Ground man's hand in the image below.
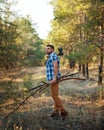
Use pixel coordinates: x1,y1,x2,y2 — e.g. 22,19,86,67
50,77,57,84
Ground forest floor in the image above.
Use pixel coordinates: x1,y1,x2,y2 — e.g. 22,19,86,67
0,67,104,130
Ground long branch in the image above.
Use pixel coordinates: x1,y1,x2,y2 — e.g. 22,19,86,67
4,73,86,120
4,82,50,120
28,72,79,92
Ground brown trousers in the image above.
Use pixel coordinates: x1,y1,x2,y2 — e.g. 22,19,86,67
50,82,65,113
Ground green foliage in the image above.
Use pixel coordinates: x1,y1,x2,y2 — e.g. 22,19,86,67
14,17,45,67
0,1,45,70
66,42,98,65
66,52,81,62
26,39,45,66
0,1,20,69
48,0,104,69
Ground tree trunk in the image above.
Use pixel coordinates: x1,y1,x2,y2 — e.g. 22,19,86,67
78,64,81,72
82,64,85,76
86,63,89,78
98,6,104,85
98,49,103,85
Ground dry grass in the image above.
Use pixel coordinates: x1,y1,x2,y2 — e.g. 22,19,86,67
0,95,104,130
0,67,104,130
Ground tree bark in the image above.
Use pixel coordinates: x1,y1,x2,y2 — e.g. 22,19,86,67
82,64,85,76
98,49,103,85
86,63,89,78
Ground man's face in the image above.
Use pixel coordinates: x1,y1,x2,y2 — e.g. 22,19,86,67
46,46,53,55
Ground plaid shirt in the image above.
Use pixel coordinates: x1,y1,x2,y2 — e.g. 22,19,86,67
46,52,61,81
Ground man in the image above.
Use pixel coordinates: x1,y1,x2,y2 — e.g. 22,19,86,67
45,44,68,120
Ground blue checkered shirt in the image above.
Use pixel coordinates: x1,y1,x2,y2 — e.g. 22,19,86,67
46,52,61,81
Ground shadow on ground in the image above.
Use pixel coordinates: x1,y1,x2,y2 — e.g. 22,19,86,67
0,95,104,130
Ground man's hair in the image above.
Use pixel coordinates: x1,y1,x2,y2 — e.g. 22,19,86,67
47,44,54,50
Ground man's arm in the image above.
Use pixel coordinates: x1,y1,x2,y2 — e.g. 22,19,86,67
53,61,58,79
50,61,58,84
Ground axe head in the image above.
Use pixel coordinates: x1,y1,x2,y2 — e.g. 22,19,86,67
58,47,63,56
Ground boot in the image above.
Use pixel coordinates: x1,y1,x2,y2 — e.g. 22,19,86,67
60,111,68,120
50,111,60,120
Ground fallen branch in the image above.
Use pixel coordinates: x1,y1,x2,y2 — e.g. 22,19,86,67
4,72,86,120
4,82,50,120
28,71,79,92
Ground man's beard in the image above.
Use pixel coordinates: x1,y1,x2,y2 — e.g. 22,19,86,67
47,51,52,55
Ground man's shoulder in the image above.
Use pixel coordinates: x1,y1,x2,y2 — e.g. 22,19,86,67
50,52,59,61
50,52,57,57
